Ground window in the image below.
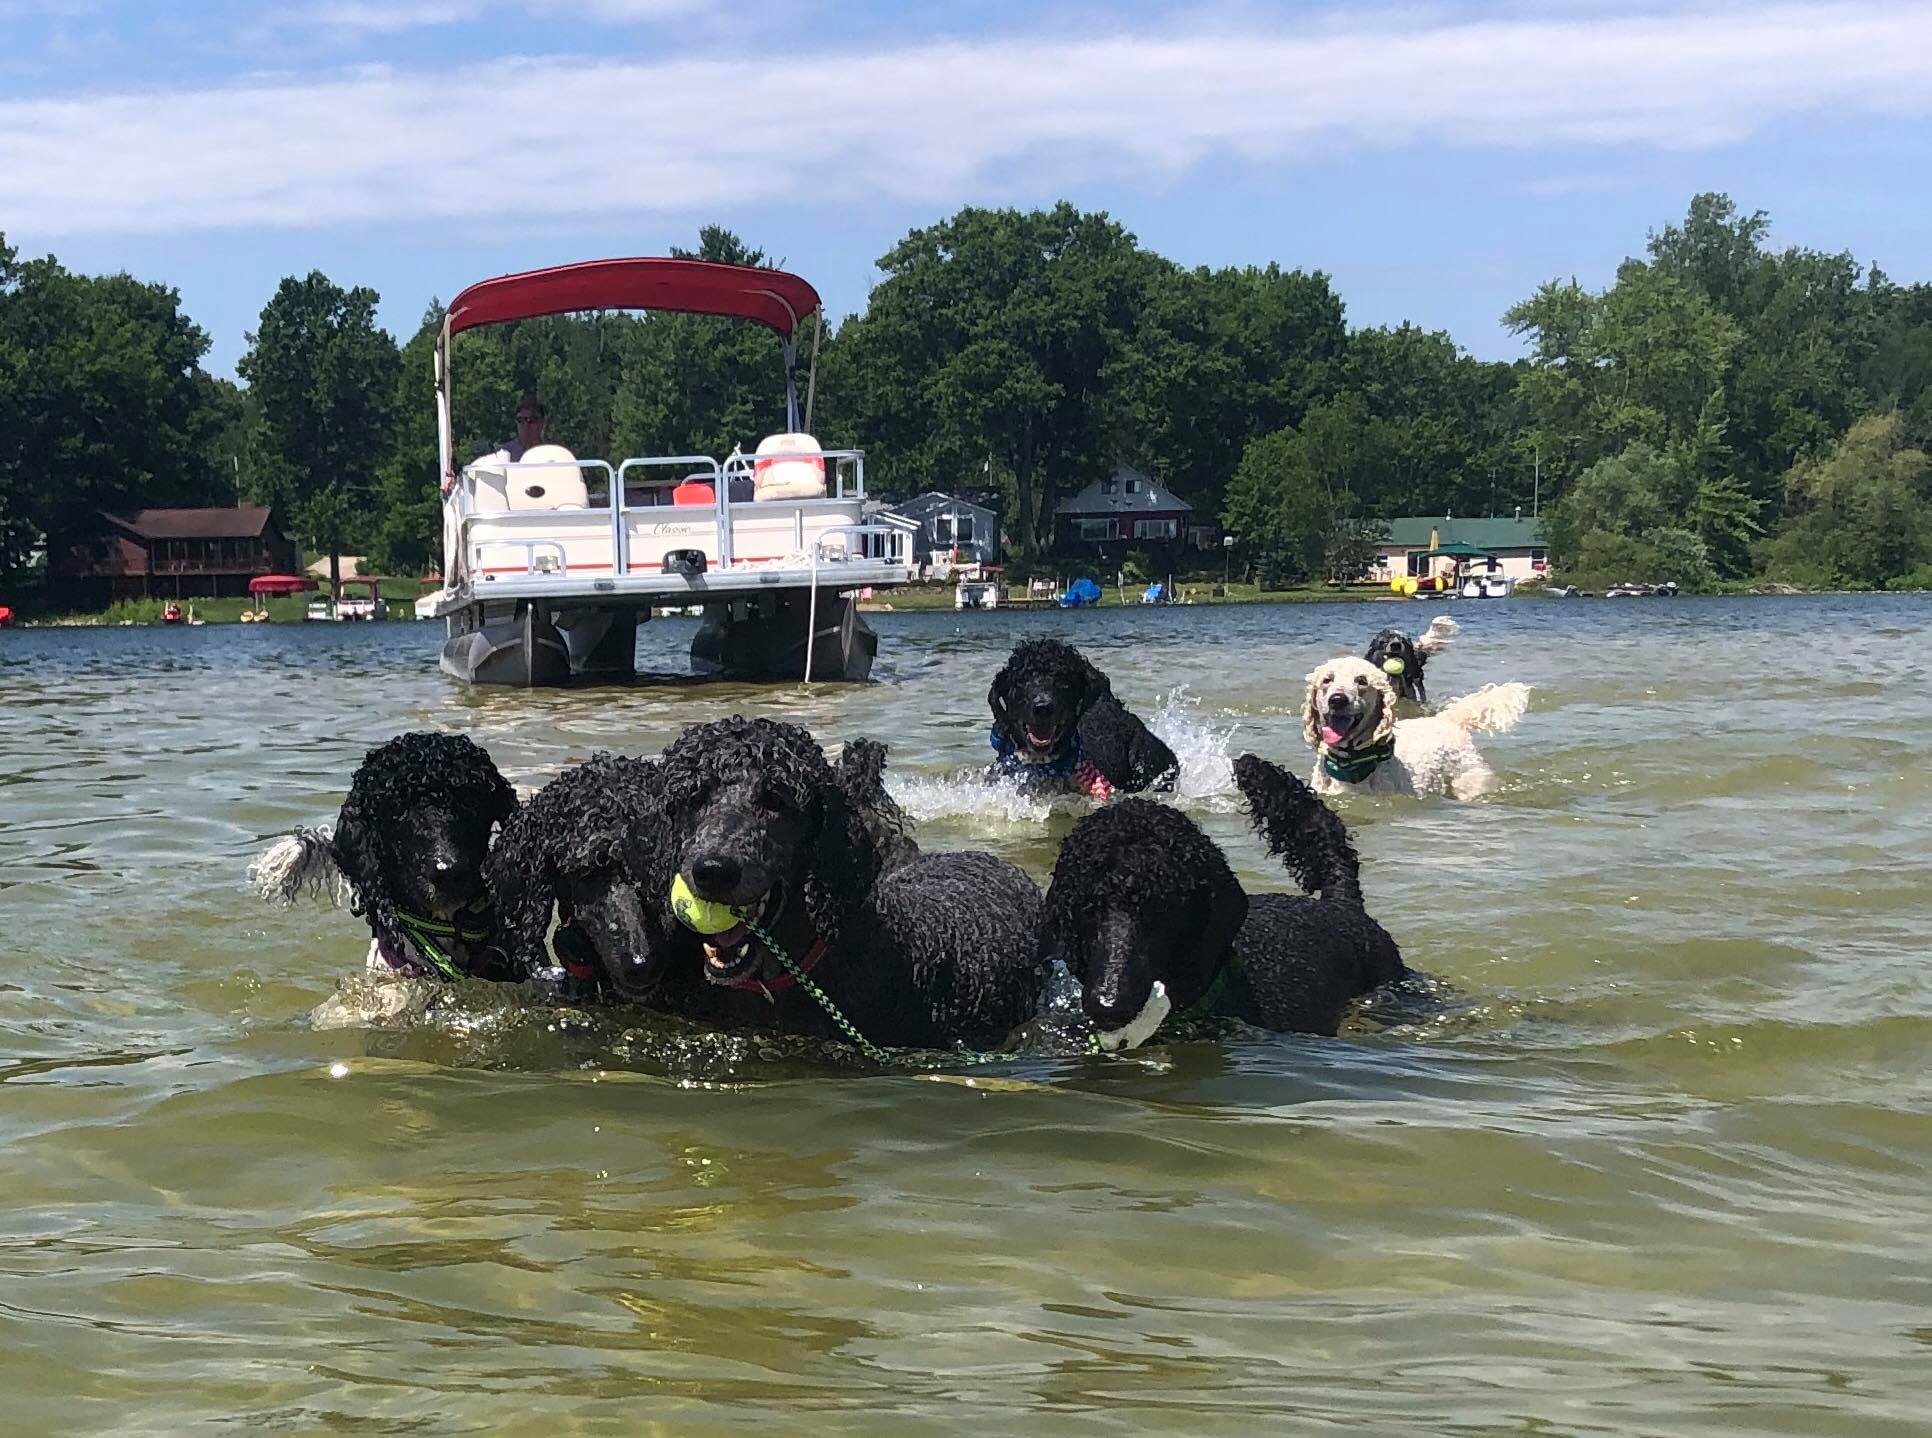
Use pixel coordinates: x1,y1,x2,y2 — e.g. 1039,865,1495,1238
933,517,953,544
1125,477,1140,495
1075,519,1117,542
1100,479,1116,495
1406,550,1431,577
952,514,975,544
1136,518,1178,540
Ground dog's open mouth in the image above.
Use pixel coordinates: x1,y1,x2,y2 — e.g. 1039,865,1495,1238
1022,720,1068,754
701,887,782,985
1320,710,1361,747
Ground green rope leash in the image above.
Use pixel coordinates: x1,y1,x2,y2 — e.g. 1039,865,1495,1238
394,913,464,981
392,900,493,982
741,916,894,1065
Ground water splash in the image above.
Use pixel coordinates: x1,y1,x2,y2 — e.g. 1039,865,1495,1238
892,686,1245,826
892,767,1061,827
1146,686,1241,809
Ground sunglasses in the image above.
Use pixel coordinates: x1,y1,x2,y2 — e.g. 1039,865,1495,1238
515,413,543,424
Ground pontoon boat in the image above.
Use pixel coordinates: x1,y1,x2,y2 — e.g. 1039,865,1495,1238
308,575,388,622
423,259,914,686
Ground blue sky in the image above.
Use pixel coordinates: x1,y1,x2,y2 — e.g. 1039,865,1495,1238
4,1,1929,376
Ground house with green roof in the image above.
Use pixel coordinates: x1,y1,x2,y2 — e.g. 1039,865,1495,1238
1365,514,1549,584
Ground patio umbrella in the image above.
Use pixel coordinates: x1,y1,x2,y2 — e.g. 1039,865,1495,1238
249,575,318,595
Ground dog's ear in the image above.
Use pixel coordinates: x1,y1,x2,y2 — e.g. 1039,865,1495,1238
1367,666,1399,744
987,663,1014,735
330,791,400,943
1174,856,1248,1009
803,785,879,951
1077,653,1114,713
483,812,555,979
1301,669,1324,748
1201,861,1249,961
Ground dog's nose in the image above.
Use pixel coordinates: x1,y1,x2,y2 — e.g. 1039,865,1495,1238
690,856,741,896
1327,692,1350,709
1029,697,1055,718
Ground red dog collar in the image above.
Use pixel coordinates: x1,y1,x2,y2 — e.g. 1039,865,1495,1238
729,939,830,998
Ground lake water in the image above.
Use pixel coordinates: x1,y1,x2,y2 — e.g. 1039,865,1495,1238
3,595,1930,1435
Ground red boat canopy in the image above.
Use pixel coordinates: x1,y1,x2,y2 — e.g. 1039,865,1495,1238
444,258,822,339
249,575,316,595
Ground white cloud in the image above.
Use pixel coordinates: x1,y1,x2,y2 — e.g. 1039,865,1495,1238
303,1,489,35
3,2,1928,235
297,0,708,35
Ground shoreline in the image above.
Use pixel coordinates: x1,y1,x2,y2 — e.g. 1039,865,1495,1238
8,582,1908,627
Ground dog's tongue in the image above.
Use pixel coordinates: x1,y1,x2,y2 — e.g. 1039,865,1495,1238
1320,724,1347,747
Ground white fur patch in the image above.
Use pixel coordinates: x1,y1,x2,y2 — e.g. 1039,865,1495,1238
247,828,350,907
1095,981,1171,1052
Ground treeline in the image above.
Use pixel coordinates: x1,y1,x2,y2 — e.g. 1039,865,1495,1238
4,195,1930,594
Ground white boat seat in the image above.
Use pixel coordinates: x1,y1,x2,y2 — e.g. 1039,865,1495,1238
507,444,589,510
468,464,512,514
753,432,827,501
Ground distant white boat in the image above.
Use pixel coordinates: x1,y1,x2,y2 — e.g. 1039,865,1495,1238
1460,574,1515,599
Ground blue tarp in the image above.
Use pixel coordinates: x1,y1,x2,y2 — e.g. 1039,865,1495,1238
1059,577,1102,607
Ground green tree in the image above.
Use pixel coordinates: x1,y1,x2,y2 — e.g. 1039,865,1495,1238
1759,413,1931,586
1543,443,1715,590
1338,324,1520,516
1222,426,1334,584
367,305,446,578
1107,260,1346,519
239,272,401,595
611,229,790,462
832,203,1160,555
0,236,230,581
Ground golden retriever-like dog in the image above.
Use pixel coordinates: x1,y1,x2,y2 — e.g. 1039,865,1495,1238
1302,655,1530,798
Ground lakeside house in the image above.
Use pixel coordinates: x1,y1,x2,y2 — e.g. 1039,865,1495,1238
48,505,298,604
1364,514,1548,584
1053,464,1195,554
878,489,1004,571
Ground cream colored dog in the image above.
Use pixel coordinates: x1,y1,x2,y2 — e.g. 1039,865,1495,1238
1303,655,1530,798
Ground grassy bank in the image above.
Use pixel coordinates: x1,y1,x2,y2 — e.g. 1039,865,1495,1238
859,579,1403,610
22,578,434,626
21,577,1414,624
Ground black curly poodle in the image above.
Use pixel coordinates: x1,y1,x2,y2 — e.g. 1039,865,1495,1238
987,637,1178,796
1040,752,1405,1045
647,716,1046,1050
485,752,718,1007
250,731,520,981
1363,615,1455,704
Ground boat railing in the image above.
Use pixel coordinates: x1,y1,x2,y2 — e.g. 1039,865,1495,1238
447,445,892,591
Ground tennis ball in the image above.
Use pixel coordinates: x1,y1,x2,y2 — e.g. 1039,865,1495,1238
1382,656,1406,675
669,872,742,935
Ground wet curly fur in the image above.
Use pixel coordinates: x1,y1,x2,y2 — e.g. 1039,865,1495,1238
836,738,920,872
987,637,1178,793
486,753,696,1003
1040,753,1405,1040
648,716,1046,1049
253,732,519,980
